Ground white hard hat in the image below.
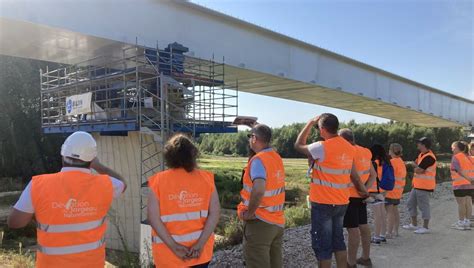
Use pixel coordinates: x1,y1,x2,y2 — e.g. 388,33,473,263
60,131,97,162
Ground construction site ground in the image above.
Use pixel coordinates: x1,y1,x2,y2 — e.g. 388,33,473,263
212,182,474,268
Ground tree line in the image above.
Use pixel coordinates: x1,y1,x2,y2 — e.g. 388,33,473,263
197,121,465,161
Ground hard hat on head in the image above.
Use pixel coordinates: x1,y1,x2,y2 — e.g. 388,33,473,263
60,131,97,162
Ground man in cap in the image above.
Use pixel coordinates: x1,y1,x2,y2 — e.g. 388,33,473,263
402,137,437,234
8,131,126,267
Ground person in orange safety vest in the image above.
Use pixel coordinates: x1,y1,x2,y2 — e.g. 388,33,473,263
237,124,286,268
147,133,220,268
8,131,127,268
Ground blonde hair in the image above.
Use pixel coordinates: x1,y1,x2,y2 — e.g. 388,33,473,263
389,143,403,156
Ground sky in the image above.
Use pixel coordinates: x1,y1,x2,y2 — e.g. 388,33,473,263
191,0,473,127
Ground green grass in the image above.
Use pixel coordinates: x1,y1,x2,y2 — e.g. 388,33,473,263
198,155,311,209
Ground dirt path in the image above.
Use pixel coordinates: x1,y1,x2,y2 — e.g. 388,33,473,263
370,189,474,268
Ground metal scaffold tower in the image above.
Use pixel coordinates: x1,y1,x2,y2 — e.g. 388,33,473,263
39,42,238,254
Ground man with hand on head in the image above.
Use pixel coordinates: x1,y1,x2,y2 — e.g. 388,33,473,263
295,114,368,268
8,131,126,268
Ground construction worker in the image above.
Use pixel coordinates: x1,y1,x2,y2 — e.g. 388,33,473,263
338,129,377,268
368,144,389,244
147,133,220,268
385,143,407,238
294,114,368,268
449,141,473,230
7,131,127,268
237,124,285,268
403,137,436,234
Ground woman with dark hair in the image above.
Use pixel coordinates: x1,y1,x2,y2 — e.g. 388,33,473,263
450,141,473,230
147,133,220,267
368,144,390,244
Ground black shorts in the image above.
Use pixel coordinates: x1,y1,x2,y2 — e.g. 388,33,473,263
343,198,367,228
453,189,474,198
385,198,400,206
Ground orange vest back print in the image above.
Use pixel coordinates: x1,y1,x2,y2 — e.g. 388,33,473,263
310,136,355,205
148,168,215,267
31,171,113,268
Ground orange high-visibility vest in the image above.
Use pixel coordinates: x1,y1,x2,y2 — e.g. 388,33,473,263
310,136,355,205
148,168,215,267
412,151,437,191
368,160,385,193
386,157,407,199
31,171,113,268
238,149,286,227
349,145,372,198
450,153,474,187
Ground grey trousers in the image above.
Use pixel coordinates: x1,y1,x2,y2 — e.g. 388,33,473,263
407,189,431,220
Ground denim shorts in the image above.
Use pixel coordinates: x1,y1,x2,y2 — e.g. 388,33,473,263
310,202,348,261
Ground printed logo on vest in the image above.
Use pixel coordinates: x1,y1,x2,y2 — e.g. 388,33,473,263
275,170,285,184
168,191,204,208
52,198,98,218
337,153,352,166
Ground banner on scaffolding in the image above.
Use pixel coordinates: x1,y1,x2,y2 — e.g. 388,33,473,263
65,92,92,116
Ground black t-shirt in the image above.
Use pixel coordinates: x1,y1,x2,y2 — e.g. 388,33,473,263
415,153,436,170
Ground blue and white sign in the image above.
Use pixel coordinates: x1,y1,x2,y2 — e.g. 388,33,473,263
65,92,92,116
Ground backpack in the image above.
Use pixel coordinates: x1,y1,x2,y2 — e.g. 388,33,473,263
373,160,395,191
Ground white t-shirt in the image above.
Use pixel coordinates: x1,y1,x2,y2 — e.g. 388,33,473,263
14,167,125,213
308,141,325,162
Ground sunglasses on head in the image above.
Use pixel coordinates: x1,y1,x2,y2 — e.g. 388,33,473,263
247,133,256,138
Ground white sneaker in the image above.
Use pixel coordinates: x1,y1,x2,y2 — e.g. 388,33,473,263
414,227,430,234
451,221,465,230
463,220,471,230
402,224,418,230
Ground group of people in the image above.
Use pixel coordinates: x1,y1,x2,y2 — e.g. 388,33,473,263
6,113,474,268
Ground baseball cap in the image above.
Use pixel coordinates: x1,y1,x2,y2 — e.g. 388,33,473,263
416,137,432,149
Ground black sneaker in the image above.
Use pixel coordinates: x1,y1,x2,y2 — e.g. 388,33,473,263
357,257,373,267
370,237,381,245
379,236,387,243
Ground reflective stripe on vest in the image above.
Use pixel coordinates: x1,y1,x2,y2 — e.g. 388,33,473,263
38,237,105,255
415,175,435,180
394,185,404,189
358,169,370,176
241,199,284,212
152,230,202,244
312,178,352,189
313,164,351,175
160,210,208,223
242,184,285,197
37,217,106,233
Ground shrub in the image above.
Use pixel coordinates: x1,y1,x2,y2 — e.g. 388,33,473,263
223,216,243,246
285,205,311,228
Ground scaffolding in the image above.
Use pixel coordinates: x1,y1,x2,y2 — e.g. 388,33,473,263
39,42,238,253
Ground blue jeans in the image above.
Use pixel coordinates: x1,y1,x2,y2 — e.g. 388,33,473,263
310,202,348,260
